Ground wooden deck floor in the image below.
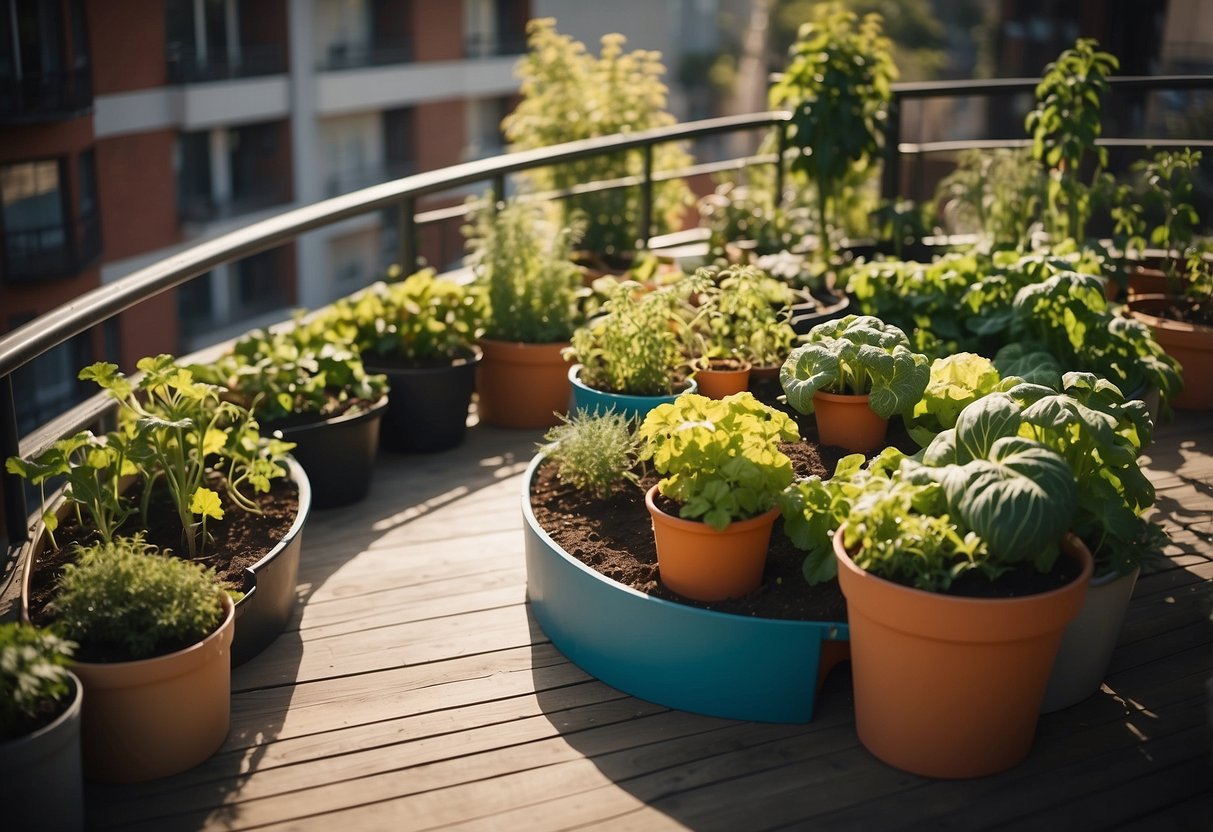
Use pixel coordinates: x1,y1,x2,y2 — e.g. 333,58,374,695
84,411,1213,831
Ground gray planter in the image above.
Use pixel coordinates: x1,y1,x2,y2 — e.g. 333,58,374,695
0,670,83,831
1041,567,1140,713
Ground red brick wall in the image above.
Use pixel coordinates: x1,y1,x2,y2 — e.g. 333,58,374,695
87,0,167,93
118,291,178,369
414,100,466,173
412,1,462,61
94,130,180,261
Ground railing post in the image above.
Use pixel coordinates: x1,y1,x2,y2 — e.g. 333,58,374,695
1,374,28,546
881,94,902,204
491,173,505,212
639,143,653,250
774,121,787,207
398,195,417,273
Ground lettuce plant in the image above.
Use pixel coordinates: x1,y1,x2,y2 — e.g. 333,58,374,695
904,353,1010,448
780,315,930,418
638,392,799,531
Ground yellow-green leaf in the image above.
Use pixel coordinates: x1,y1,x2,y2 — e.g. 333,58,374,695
190,488,225,520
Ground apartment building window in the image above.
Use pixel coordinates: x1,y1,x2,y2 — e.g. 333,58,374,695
0,0,91,119
383,107,416,177
176,122,290,223
465,97,509,161
8,316,91,435
1,158,68,278
165,0,286,83
464,0,526,57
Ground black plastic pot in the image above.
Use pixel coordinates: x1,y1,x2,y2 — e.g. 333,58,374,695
366,349,481,454
789,291,852,335
265,396,388,509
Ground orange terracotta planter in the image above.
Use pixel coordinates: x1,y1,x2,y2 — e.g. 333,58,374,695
835,528,1092,778
72,593,235,783
1128,296,1213,410
646,485,777,602
476,339,572,428
693,361,752,399
812,391,888,452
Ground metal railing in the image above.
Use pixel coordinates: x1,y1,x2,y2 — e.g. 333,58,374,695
318,39,414,72
166,43,289,84
2,74,1212,548
0,66,93,122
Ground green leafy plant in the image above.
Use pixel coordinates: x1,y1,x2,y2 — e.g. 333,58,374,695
1025,38,1119,242
196,323,389,425
780,314,931,418
50,535,225,662
638,392,799,531
690,265,797,368
503,18,693,261
904,352,1010,448
0,622,76,741
1135,148,1203,287
565,279,694,396
309,269,486,365
769,4,897,268
538,409,642,499
82,356,294,558
697,179,816,260
935,147,1046,246
464,198,585,343
992,342,1064,389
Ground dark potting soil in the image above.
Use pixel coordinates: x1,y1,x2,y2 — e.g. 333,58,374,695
25,472,300,633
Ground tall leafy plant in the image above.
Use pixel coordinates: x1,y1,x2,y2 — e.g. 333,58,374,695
503,18,692,260
769,4,897,269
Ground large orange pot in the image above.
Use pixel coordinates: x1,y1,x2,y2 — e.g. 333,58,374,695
1128,296,1213,410
693,360,752,399
646,485,777,602
72,593,234,783
834,528,1092,778
476,338,571,428
812,391,888,452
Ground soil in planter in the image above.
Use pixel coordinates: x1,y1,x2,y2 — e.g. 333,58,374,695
25,473,299,631
530,440,854,622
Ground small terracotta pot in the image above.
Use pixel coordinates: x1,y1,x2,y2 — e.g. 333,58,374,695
693,360,752,399
835,528,1092,778
646,485,777,602
1128,295,1213,410
73,593,235,783
476,339,571,428
812,391,888,452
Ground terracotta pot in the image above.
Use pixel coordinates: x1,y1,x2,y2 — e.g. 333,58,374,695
476,339,571,429
646,484,778,602
693,360,752,399
835,528,1092,778
1041,566,1140,713
72,593,235,783
1126,266,1171,299
0,671,83,830
812,391,888,452
1128,295,1213,410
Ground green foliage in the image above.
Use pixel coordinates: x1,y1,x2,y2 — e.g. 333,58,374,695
779,446,904,584
51,535,225,661
309,269,486,364
197,322,389,424
0,623,75,741
935,148,1046,246
1135,148,1203,285
539,409,641,499
1025,38,1119,241
566,279,694,396
780,314,930,418
690,265,797,367
992,342,1063,389
697,179,815,258
503,18,693,258
465,198,584,343
770,4,897,266
81,356,293,558
638,392,799,531
904,353,1008,448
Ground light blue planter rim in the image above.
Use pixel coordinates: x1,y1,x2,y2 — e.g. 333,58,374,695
522,453,850,724
567,364,697,420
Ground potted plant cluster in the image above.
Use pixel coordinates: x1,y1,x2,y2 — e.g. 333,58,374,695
0,622,82,828
194,322,390,508
7,354,309,666
564,278,698,419
465,197,585,428
636,392,799,601
309,268,485,452
780,314,931,452
47,534,234,782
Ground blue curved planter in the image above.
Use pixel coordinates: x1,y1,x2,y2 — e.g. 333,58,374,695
522,454,850,723
568,365,697,420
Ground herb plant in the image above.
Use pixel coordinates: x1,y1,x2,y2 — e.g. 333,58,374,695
935,148,1045,246
780,315,931,418
565,279,694,396
465,198,584,343
638,392,799,531
690,266,797,368
51,535,225,662
538,409,641,499
1135,148,1203,287
0,622,76,741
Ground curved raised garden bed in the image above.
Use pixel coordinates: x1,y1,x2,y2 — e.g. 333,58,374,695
522,454,850,724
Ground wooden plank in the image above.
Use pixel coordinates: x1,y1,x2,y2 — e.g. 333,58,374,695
1112,791,1213,831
